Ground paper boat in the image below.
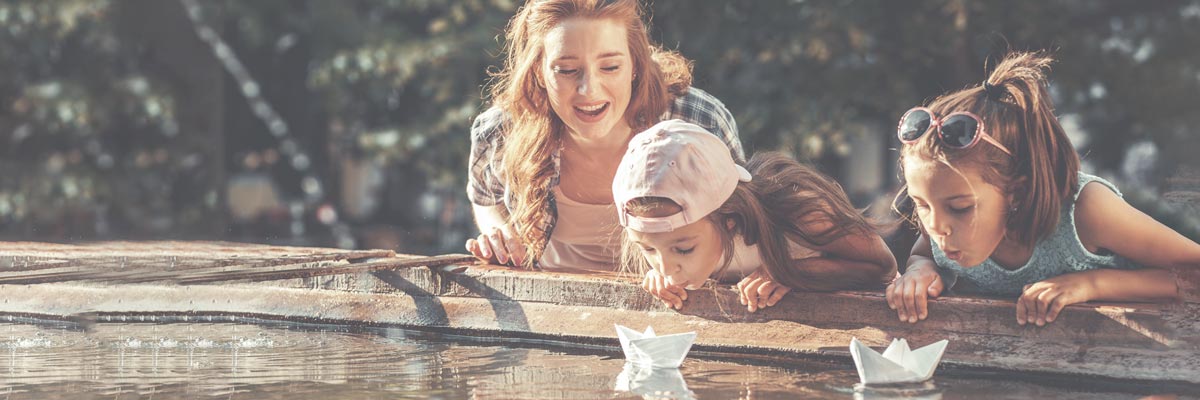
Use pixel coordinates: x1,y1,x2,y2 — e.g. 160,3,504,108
850,337,949,385
614,324,697,369
614,362,692,398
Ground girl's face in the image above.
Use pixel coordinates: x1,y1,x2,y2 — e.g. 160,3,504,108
541,18,634,141
904,158,1011,267
627,218,724,290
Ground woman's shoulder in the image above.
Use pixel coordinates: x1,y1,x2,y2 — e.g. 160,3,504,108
470,105,509,146
667,87,732,125
667,87,744,160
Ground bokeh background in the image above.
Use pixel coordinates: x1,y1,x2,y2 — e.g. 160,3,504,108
3,0,1199,256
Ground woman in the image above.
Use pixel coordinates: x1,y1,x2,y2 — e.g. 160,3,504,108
466,0,743,270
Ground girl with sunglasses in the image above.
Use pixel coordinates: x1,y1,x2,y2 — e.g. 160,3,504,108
614,120,897,312
887,52,1197,326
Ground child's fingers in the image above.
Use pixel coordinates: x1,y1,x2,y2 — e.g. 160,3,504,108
660,283,684,310
653,277,683,310
756,280,775,302
1016,285,1042,326
885,282,897,310
661,291,683,310
651,274,665,298
757,281,785,308
743,278,765,312
928,275,944,297
650,276,672,308
903,280,920,323
736,277,749,306
1015,291,1029,326
1035,289,1060,326
1026,288,1044,326
1034,290,1049,326
766,285,790,307
915,280,929,321
1045,294,1067,323
891,281,907,321
668,284,688,303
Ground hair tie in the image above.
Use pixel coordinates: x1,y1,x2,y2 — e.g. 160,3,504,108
983,81,1005,100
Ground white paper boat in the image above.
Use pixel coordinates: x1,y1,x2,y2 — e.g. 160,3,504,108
850,337,949,385
614,324,697,369
614,362,692,398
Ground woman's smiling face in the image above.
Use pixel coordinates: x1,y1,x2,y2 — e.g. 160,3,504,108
541,18,634,141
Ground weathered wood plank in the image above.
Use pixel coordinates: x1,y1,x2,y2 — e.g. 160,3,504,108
1,241,1196,385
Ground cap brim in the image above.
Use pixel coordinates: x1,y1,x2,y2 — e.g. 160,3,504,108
736,165,752,182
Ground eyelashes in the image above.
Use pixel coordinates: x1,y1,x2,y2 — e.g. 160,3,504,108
552,66,621,75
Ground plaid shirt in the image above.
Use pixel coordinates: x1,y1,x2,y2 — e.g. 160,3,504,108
467,87,745,239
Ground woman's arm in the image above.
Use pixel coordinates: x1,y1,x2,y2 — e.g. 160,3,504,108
465,108,528,266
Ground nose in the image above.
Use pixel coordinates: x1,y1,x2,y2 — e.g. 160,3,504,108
658,254,686,286
925,209,952,240
576,68,595,96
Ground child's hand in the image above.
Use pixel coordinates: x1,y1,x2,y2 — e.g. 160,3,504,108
1016,273,1094,326
465,223,528,267
885,264,944,323
642,269,688,310
736,268,791,313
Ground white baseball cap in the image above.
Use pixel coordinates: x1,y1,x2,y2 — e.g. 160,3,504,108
613,119,751,233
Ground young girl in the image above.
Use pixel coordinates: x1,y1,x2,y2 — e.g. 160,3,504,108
614,119,897,312
887,52,1199,326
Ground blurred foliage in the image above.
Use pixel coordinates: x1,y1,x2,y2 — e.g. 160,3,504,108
0,0,199,238
2,0,1198,249
654,0,1200,173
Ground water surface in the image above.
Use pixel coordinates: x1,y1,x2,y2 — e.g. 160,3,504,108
0,317,1182,399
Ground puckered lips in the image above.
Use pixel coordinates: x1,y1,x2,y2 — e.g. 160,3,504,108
943,248,963,262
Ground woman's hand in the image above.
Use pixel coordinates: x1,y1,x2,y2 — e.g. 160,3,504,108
1016,272,1094,326
885,262,944,323
642,268,688,310
737,268,791,313
465,223,528,267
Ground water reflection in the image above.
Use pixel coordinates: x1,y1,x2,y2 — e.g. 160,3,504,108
853,381,942,400
0,319,1185,399
615,363,693,399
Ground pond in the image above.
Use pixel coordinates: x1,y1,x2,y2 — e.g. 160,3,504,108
0,316,1183,399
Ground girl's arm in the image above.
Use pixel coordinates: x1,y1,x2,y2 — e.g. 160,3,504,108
1075,182,1198,288
793,215,899,290
738,213,898,312
1017,182,1197,326
1017,268,1178,326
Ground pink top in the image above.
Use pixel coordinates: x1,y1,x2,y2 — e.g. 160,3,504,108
540,187,623,271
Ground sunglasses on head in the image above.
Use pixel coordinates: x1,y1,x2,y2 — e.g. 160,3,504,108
897,107,1012,156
